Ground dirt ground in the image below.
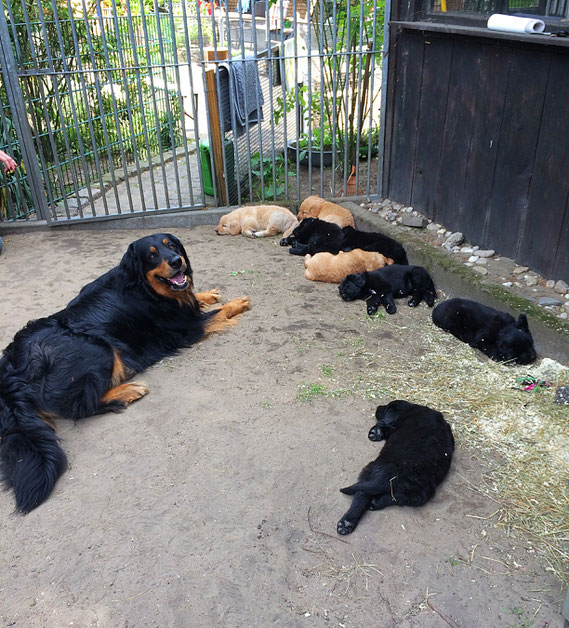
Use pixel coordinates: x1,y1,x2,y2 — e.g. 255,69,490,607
0,227,565,627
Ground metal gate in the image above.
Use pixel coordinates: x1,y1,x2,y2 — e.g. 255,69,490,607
0,0,385,225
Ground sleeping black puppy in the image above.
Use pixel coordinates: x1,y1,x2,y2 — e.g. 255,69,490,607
338,264,437,315
279,217,343,256
432,298,537,364
337,400,455,535
279,217,408,265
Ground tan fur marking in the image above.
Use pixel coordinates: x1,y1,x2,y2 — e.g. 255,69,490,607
204,297,251,335
110,350,129,387
101,382,149,405
36,411,59,431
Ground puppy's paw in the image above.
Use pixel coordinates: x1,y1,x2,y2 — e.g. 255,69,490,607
337,518,356,535
407,298,420,308
367,304,379,316
279,237,290,246
386,304,397,315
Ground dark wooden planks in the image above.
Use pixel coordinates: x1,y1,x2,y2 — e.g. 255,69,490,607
483,46,550,258
458,43,509,244
518,53,569,279
383,25,569,280
386,29,424,205
410,34,453,220
433,38,481,230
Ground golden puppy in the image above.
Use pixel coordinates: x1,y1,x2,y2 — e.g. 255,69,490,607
304,249,394,283
297,195,356,228
215,205,298,238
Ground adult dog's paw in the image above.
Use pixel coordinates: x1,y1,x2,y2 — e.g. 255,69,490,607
337,518,356,535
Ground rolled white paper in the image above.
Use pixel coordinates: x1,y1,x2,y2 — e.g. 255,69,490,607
487,13,546,34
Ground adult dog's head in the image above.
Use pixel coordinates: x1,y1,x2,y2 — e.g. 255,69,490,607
120,233,194,299
338,272,368,301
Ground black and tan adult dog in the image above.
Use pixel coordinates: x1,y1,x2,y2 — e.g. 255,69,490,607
338,264,436,315
432,297,536,364
337,400,454,535
0,233,251,513
280,217,409,265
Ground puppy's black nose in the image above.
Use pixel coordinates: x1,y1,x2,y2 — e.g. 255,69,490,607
169,255,183,269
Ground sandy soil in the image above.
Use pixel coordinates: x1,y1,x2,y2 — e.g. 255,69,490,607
0,227,565,627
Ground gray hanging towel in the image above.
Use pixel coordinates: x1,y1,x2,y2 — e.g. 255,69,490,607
218,58,264,136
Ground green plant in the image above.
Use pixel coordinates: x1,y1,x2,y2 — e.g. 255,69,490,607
311,0,385,168
250,152,294,201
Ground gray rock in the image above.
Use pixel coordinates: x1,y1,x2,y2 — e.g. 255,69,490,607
546,280,555,289
461,247,474,254
475,257,488,265
554,280,569,294
426,223,441,232
473,266,488,275
538,297,564,307
555,386,569,404
443,232,464,249
503,281,513,287
525,276,539,287
512,266,529,275
400,214,427,228
477,249,495,258
468,255,479,263
370,205,380,214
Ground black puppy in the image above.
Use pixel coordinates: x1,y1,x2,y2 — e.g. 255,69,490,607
338,264,436,314
279,217,343,255
280,217,408,265
432,298,537,364
337,400,455,535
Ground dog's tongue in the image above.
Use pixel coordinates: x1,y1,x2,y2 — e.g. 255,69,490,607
171,272,186,285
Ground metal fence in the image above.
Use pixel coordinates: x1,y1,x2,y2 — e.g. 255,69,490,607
0,0,385,225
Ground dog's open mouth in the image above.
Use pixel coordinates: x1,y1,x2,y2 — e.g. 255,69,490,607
159,271,189,291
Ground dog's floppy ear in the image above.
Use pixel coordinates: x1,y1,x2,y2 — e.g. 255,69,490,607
355,273,367,288
120,240,145,279
517,313,529,333
229,221,241,236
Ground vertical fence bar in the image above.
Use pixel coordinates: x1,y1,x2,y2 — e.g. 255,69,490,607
154,4,182,208
0,0,50,222
107,4,149,213
178,0,205,207
377,0,391,199
123,0,161,210
138,0,172,209
64,0,112,217
164,0,197,208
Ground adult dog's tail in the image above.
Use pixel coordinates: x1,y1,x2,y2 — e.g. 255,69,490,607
0,395,67,513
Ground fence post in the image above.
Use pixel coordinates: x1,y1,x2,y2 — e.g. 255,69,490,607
205,48,228,206
0,6,51,223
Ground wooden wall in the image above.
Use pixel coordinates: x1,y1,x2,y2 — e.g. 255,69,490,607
383,23,569,281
